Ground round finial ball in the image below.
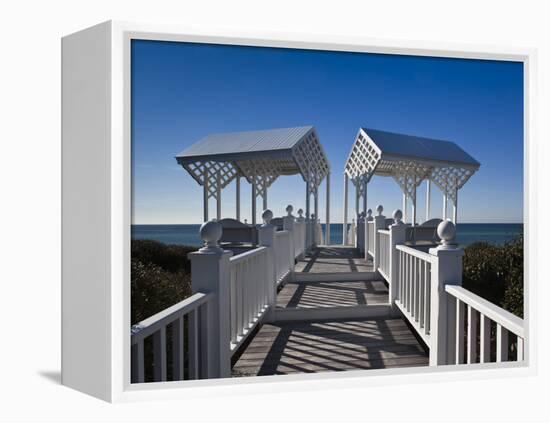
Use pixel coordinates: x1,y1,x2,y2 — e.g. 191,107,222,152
437,219,456,243
200,220,222,244
367,208,372,216
286,204,293,214
298,208,303,216
376,204,384,215
262,209,273,223
393,209,403,222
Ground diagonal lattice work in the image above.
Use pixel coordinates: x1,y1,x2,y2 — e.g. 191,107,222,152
344,128,480,202
176,126,330,201
345,130,381,185
293,131,330,194
430,166,476,203
390,161,432,202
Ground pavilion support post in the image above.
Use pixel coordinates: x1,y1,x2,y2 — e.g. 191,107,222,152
343,174,348,245
362,179,367,215
443,194,448,220
235,176,241,221
452,189,458,224
262,189,268,211
305,182,311,249
203,167,209,222
402,193,407,224
425,179,431,222
412,184,417,227
355,183,359,219
314,189,319,245
251,182,257,226
325,173,331,246
216,172,221,220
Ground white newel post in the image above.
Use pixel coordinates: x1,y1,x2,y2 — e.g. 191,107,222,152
258,209,277,314
283,204,296,268
297,209,305,255
188,221,232,378
373,205,386,271
364,208,373,260
389,209,407,314
428,220,464,366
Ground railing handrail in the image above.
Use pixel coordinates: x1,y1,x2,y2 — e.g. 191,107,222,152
396,244,435,263
229,246,268,265
131,291,213,342
378,229,390,235
275,229,290,237
445,285,524,338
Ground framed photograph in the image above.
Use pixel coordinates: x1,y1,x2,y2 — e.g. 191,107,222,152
61,21,535,402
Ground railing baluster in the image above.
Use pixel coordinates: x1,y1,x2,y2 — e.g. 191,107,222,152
480,314,491,363
152,326,167,382
425,261,430,334
172,316,185,381
419,260,425,327
230,267,237,344
496,324,509,362
456,298,465,364
517,337,524,361
131,339,145,383
467,305,478,364
188,309,199,379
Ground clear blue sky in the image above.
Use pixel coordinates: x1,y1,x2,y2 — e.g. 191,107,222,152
131,40,523,224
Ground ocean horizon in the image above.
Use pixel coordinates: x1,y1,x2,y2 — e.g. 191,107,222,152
131,223,523,248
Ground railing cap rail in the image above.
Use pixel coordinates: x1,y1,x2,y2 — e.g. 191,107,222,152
396,244,435,263
445,285,524,338
229,245,268,264
378,229,390,235
131,291,213,342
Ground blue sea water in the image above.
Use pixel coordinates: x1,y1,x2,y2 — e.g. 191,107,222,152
132,223,523,248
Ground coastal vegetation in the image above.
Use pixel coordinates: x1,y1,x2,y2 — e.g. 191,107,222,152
131,235,524,325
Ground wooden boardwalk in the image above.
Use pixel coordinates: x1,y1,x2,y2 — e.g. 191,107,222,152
277,280,389,309
232,246,428,377
294,246,374,273
232,318,428,376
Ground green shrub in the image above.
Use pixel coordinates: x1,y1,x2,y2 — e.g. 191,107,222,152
131,240,195,325
462,236,523,318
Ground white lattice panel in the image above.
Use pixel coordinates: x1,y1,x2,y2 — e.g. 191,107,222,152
344,131,380,183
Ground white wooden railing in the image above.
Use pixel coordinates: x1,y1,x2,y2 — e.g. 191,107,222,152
446,285,525,363
131,291,213,383
367,220,375,256
293,220,306,258
394,244,433,345
229,246,271,351
377,229,391,281
274,231,293,284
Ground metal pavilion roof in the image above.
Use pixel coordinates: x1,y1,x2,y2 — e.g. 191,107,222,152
176,126,330,200
344,127,480,204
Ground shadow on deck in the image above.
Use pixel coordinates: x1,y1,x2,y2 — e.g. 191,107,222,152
232,246,428,377
232,318,428,376
295,245,374,273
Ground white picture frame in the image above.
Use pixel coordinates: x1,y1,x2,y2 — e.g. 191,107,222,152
61,20,537,403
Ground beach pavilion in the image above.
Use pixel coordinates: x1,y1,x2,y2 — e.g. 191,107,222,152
175,126,331,238
343,128,481,241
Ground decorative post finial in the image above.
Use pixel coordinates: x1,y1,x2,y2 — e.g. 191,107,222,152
367,209,373,221
392,209,403,225
311,213,315,219
376,204,384,216
437,219,457,249
262,209,273,226
199,220,223,253
286,204,294,216
298,208,304,218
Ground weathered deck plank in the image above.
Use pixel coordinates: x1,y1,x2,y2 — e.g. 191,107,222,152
232,318,428,377
277,280,389,309
295,246,374,274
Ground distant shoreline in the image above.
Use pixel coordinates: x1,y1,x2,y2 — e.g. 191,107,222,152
132,223,523,248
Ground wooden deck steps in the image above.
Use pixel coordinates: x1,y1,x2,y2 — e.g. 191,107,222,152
232,318,428,376
274,280,391,321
